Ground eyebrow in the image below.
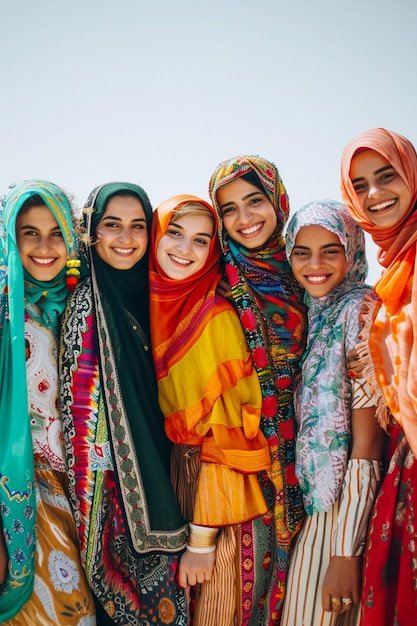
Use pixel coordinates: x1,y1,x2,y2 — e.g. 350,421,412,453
351,164,394,183
292,243,344,250
101,214,146,222
219,190,264,210
169,220,213,238
19,223,61,232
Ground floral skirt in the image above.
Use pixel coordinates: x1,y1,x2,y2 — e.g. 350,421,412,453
3,457,96,625
361,429,417,626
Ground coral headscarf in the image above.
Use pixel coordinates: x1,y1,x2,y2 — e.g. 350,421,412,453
0,180,78,621
341,128,417,455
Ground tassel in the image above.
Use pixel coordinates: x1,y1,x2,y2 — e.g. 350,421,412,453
66,258,81,292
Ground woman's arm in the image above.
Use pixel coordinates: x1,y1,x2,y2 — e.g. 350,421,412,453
321,404,385,614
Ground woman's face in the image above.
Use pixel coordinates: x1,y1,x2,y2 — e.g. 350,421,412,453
290,225,347,298
349,149,412,229
95,195,148,269
156,212,214,280
216,177,277,249
16,204,67,281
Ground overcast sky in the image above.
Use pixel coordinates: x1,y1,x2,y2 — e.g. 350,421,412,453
1,0,416,284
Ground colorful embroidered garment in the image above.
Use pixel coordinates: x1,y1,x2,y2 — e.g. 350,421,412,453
285,200,373,514
60,182,188,625
209,156,307,623
149,194,270,528
341,128,417,625
0,180,83,623
341,128,417,454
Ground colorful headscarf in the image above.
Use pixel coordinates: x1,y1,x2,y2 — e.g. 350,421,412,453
149,194,222,353
149,196,270,526
209,156,307,595
286,200,372,513
340,128,417,455
0,180,78,621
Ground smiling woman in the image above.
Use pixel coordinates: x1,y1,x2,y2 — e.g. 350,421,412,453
340,128,417,625
93,193,148,269
0,180,96,625
59,182,189,625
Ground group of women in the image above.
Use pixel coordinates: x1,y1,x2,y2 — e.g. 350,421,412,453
0,126,416,626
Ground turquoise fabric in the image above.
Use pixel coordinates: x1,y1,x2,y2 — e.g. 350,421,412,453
0,180,77,620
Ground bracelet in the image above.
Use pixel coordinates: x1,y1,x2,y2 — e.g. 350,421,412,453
188,523,218,550
186,543,217,554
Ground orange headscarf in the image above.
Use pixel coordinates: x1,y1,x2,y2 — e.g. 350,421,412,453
149,194,222,362
149,195,270,525
340,128,417,455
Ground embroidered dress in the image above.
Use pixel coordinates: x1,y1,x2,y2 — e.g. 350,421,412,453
60,183,188,625
0,180,95,624
341,128,417,626
281,200,381,626
149,195,271,626
209,157,307,624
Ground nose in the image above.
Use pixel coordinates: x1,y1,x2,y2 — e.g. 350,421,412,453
176,236,192,254
37,236,53,252
117,227,133,243
368,181,384,198
236,206,252,224
308,252,324,269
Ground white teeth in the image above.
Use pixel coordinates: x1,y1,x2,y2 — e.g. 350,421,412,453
170,254,192,265
307,275,327,283
369,199,395,212
113,248,134,255
240,223,262,235
32,257,55,264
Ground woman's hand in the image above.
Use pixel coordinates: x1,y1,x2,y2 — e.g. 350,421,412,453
321,555,361,614
177,549,216,588
347,347,364,378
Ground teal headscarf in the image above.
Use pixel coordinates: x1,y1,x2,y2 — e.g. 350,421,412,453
0,180,78,621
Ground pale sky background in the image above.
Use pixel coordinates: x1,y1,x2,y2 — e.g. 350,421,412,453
1,0,416,284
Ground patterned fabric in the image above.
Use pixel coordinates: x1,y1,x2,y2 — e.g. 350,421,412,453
209,156,307,623
285,200,373,513
282,458,380,626
0,180,86,622
2,321,95,626
360,427,417,625
340,128,417,455
340,129,417,625
149,195,271,528
60,182,188,625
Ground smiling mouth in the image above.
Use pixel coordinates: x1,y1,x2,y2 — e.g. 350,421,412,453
369,199,396,212
31,257,56,265
113,247,135,255
306,275,330,283
169,254,192,266
239,223,263,236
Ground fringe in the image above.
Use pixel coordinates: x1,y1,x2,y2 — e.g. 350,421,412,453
356,292,390,430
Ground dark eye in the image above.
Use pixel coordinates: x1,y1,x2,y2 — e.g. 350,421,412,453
221,206,234,216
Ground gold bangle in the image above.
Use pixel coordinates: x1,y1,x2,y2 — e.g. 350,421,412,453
188,523,218,549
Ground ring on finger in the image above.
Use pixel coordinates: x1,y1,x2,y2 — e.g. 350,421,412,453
331,598,341,606
342,597,353,606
